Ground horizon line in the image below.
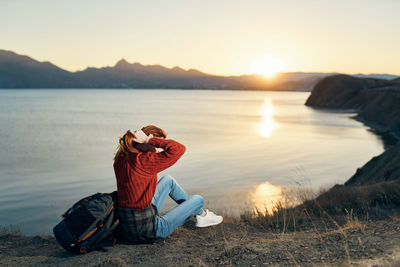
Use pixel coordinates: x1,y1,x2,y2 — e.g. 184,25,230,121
2,48,400,78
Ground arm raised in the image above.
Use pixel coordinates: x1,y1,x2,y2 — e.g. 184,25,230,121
137,137,186,174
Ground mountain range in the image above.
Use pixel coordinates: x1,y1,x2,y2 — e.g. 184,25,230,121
0,49,398,90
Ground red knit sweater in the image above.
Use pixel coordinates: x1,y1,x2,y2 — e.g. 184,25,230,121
113,137,186,209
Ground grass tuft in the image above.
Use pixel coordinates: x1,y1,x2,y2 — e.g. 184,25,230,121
241,180,400,232
0,225,22,237
91,257,128,267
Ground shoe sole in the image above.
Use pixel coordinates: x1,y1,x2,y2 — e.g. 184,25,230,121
195,219,223,228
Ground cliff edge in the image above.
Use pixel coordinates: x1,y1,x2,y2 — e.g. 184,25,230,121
305,74,400,133
305,74,400,215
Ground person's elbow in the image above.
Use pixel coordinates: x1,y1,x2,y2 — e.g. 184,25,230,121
178,143,186,156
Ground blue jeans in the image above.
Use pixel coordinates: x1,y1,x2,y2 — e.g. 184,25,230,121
152,175,204,238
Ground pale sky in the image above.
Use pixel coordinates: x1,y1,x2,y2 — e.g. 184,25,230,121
0,0,399,76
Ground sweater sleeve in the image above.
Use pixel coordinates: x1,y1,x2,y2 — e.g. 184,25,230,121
137,137,186,174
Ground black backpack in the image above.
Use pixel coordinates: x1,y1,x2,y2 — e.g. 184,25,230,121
53,191,120,254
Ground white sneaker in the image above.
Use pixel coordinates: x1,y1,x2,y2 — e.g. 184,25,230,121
195,209,223,227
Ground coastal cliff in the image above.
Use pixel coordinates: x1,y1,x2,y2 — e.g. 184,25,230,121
306,74,400,215
305,74,400,133
345,144,400,186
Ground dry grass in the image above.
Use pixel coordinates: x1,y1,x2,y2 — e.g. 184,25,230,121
390,215,400,221
236,180,400,266
342,209,366,233
90,257,128,267
242,179,400,234
0,225,21,237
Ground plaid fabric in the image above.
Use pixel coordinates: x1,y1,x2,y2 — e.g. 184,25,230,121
118,204,158,244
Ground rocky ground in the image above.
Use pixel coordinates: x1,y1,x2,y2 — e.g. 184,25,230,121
1,217,400,266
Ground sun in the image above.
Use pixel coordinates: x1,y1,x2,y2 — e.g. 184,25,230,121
250,55,286,78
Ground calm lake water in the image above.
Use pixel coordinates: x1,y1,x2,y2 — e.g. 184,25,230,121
0,89,384,235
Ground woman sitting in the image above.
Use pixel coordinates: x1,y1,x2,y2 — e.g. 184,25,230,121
113,125,222,244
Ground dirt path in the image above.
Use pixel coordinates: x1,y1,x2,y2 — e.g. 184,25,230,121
1,219,400,266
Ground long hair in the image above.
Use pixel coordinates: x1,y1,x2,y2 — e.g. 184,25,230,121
141,125,167,139
114,125,167,161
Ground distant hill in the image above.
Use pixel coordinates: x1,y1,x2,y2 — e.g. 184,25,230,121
353,73,399,80
0,50,75,88
306,74,400,134
1,49,398,90
0,49,330,90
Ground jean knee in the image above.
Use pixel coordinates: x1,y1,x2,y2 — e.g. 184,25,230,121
191,195,204,206
158,175,176,188
160,175,175,184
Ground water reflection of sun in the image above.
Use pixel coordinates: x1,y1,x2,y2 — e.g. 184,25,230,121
260,99,275,138
251,181,284,215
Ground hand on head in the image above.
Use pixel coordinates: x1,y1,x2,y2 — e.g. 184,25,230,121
129,130,153,144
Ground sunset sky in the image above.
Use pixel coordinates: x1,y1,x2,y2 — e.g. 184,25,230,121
0,0,399,76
